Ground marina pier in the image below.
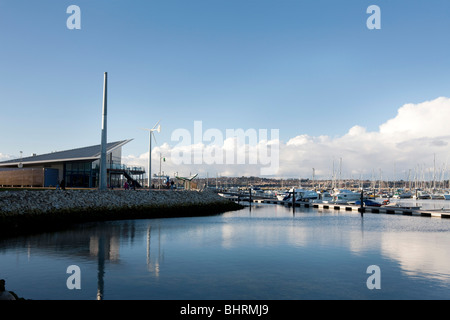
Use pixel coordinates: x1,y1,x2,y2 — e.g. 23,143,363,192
220,192,450,219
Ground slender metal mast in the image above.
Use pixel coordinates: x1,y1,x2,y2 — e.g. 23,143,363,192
99,72,108,190
148,130,152,188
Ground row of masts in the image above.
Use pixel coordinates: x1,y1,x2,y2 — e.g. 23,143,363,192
200,156,450,194
325,154,449,192
200,175,450,193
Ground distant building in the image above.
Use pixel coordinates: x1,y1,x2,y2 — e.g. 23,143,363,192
0,140,145,188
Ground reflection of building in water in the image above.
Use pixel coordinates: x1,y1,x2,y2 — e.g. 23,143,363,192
89,234,121,300
0,219,169,299
89,223,137,300
89,235,120,261
0,221,137,300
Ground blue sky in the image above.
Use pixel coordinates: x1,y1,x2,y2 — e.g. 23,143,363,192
2,1,450,178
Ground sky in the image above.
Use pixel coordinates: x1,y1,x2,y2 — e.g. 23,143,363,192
2,0,450,180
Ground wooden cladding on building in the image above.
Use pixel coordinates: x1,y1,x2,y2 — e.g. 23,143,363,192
0,168,59,187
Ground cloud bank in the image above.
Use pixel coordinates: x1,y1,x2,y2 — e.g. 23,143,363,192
0,153,12,162
123,97,450,180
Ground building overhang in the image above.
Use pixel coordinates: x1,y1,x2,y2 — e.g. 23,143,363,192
0,157,99,168
0,139,133,168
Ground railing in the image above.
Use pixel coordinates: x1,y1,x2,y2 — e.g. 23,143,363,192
107,163,145,173
128,166,145,173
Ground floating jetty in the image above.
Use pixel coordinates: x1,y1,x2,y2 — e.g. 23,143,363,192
236,197,450,219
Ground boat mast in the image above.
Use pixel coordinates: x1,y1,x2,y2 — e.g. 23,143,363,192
433,153,436,192
393,161,396,192
332,159,335,190
312,168,315,190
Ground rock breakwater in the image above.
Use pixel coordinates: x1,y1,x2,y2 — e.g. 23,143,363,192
0,189,243,238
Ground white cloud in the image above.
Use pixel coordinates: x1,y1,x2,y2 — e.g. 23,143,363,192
123,97,450,180
379,97,450,139
0,153,12,162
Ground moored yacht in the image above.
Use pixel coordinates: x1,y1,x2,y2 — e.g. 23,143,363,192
416,191,431,199
393,191,413,199
276,190,289,201
279,188,319,201
431,193,446,200
333,189,362,203
296,189,319,201
312,190,334,203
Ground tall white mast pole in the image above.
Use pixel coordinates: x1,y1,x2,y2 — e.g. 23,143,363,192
148,131,152,188
99,72,108,190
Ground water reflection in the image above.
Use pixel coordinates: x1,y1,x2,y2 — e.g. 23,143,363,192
146,225,163,276
1,205,450,299
0,221,142,300
96,234,105,300
381,231,450,282
395,198,450,210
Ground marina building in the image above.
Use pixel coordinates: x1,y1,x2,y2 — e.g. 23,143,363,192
0,140,145,188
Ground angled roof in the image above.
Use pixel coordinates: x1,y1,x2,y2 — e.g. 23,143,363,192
0,139,132,167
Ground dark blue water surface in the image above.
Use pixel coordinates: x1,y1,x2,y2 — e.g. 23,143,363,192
1,204,450,300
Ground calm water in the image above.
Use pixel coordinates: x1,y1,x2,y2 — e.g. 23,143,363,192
1,203,450,300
